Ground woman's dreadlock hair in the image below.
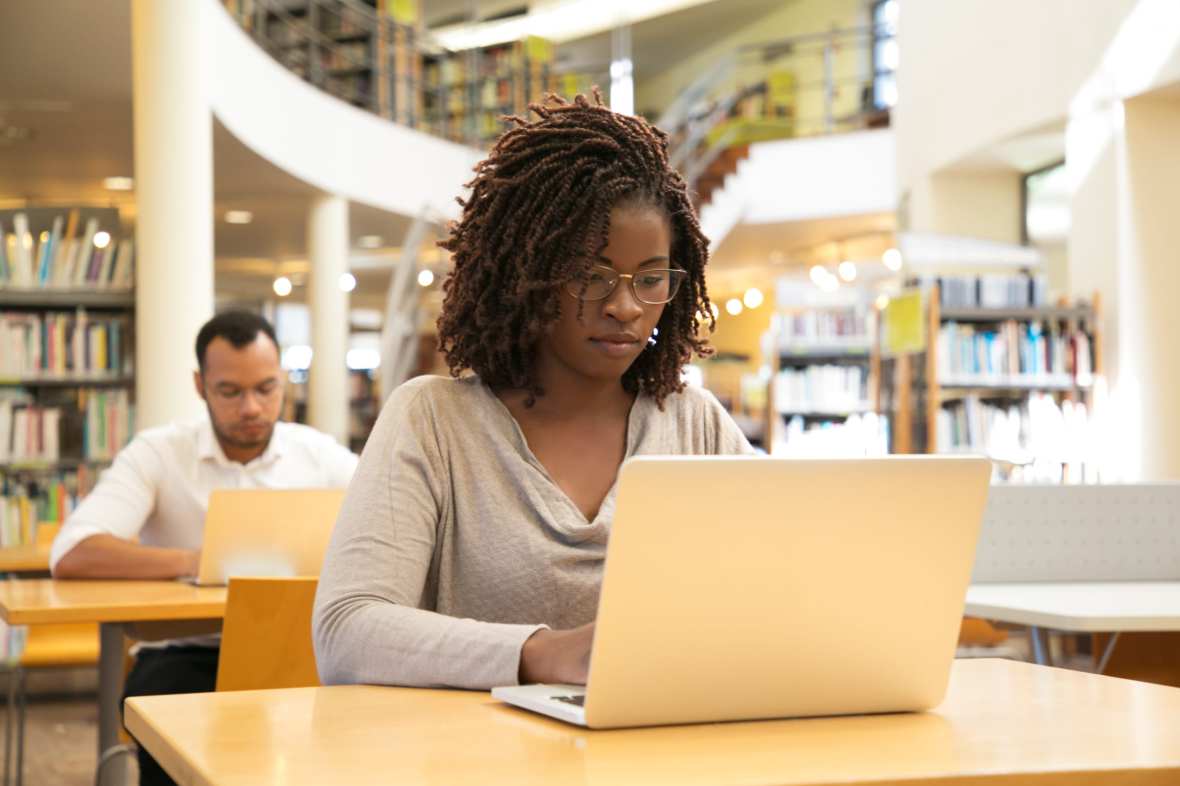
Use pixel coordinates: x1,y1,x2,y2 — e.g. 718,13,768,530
437,89,715,407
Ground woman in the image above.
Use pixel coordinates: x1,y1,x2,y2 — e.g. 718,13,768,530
313,91,753,690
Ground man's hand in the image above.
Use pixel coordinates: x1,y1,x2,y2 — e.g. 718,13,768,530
519,622,595,685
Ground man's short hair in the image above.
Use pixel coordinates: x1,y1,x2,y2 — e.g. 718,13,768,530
195,309,280,372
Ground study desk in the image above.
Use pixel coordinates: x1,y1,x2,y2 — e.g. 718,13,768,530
965,581,1180,669
0,579,226,783
0,544,51,574
126,659,1180,786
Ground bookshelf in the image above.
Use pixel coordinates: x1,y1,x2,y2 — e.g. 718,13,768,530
879,273,1100,482
765,295,888,456
1,206,135,548
226,0,422,121
422,36,556,146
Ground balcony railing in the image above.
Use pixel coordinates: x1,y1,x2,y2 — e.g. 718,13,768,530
221,0,895,178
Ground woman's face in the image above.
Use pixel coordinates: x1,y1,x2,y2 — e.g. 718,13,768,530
536,204,674,386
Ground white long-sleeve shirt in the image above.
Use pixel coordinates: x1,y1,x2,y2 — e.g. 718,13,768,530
51,417,359,573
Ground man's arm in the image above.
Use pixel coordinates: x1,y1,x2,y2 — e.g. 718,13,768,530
50,434,196,579
52,534,198,579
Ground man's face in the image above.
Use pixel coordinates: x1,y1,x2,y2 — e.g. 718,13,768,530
195,334,284,455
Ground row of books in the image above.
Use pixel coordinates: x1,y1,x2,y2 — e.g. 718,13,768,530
0,389,133,463
0,211,134,290
771,306,871,349
936,393,1097,484
771,412,889,458
774,365,868,415
0,476,88,547
914,272,1050,310
936,321,1094,384
0,310,132,379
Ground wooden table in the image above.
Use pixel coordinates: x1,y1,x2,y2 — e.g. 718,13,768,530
966,581,1180,668
0,543,51,574
0,579,226,784
126,659,1180,786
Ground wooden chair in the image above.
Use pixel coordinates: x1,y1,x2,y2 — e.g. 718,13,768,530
215,577,321,692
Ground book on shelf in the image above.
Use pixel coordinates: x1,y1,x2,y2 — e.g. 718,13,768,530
0,209,134,291
936,392,1096,483
0,308,133,379
1,463,101,548
774,365,867,415
773,411,889,458
772,304,870,348
913,271,1050,309
936,319,1093,386
1,388,132,464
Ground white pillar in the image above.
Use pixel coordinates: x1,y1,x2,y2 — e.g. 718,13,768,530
1068,95,1180,481
609,25,634,115
132,0,214,429
307,194,350,445
1115,97,1180,481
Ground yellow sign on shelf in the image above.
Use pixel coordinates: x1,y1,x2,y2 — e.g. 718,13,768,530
883,289,926,355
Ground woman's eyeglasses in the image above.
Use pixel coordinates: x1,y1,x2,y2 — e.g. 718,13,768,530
564,265,687,305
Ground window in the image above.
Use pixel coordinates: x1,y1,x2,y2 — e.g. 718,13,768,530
871,0,899,109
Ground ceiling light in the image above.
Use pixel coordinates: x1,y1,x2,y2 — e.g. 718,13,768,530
273,276,293,297
225,210,254,224
875,293,890,310
768,250,785,265
338,272,357,293
358,235,383,249
742,287,764,309
709,303,720,319
103,176,134,191
882,247,903,271
809,265,829,286
818,274,840,293
417,269,435,287
838,261,857,282
93,231,111,249
725,298,743,316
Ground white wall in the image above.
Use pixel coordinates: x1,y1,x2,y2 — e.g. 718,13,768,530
205,0,481,220
700,129,895,249
895,0,1140,191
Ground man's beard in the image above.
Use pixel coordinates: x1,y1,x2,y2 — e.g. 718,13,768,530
207,406,274,451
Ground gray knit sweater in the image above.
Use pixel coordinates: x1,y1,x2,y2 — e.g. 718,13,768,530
312,374,753,689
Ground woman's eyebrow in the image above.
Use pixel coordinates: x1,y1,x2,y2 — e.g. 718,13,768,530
594,255,670,268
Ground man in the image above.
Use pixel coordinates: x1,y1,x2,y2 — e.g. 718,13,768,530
50,309,357,786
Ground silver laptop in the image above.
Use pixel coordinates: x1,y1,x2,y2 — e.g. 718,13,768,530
189,488,346,586
493,455,991,728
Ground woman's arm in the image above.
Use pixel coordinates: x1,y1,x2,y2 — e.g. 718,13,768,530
312,382,550,689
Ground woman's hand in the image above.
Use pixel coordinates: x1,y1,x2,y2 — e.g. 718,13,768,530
518,622,595,685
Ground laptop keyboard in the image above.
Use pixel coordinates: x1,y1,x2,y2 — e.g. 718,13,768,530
551,694,586,707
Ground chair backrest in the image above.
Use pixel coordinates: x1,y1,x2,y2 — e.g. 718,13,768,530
215,576,320,692
971,483,1180,583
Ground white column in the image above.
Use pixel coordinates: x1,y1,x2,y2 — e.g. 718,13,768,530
307,194,350,445
132,0,214,429
609,25,634,115
1115,97,1180,481
1068,95,1180,481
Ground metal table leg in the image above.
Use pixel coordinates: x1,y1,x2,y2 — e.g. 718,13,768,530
97,623,129,786
1096,632,1121,674
1028,626,1053,666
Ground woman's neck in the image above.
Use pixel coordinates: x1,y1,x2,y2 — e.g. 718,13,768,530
501,358,634,421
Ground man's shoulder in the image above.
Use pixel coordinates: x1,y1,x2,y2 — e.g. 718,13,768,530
129,418,206,453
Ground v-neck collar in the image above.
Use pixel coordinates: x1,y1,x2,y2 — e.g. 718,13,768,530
477,378,646,527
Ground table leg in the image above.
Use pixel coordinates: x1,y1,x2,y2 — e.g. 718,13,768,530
98,623,129,786
1096,632,1121,674
1028,626,1053,666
